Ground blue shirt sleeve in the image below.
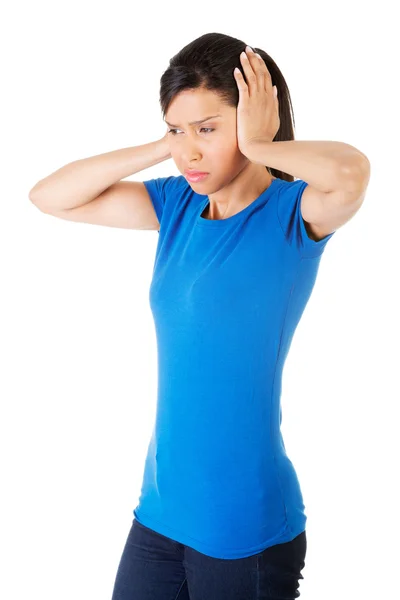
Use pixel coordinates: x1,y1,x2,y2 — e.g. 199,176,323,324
142,176,177,232
276,178,335,258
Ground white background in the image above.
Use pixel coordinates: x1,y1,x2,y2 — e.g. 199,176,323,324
1,1,399,599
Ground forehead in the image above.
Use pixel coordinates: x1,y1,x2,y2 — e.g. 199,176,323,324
164,89,225,126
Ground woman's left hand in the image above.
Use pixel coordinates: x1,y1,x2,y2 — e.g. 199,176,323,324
234,46,280,157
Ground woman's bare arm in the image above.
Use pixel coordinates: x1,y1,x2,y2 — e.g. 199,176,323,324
29,135,171,211
28,135,171,231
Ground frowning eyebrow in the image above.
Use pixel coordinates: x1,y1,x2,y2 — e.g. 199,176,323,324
164,114,222,127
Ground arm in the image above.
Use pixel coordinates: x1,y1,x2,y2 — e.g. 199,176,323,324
29,134,171,212
243,139,371,240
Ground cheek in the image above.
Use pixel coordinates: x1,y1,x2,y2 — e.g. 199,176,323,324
213,138,238,157
221,142,243,164
223,147,249,174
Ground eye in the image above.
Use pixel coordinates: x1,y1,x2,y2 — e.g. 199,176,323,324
167,127,214,135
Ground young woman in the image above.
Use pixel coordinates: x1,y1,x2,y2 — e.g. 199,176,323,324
30,32,370,600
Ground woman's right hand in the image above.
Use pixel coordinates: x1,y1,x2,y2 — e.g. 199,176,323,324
159,130,172,160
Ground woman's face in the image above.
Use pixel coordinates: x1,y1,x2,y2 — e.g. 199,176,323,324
164,88,249,191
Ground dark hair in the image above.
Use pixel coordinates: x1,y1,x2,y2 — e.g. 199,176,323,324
159,32,296,182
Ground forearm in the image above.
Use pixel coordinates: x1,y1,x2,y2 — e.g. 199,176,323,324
29,137,171,211
244,139,369,192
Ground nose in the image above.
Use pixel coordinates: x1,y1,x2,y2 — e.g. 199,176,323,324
174,132,205,165
182,150,203,166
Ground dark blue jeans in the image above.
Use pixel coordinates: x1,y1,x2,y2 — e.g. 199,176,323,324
111,517,306,599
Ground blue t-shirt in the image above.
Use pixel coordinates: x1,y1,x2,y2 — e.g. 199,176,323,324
133,174,335,559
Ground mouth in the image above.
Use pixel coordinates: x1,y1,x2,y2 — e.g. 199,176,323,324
185,170,209,182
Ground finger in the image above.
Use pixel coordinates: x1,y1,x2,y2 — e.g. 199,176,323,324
233,67,248,97
246,48,266,85
255,53,273,91
248,48,272,94
240,51,257,89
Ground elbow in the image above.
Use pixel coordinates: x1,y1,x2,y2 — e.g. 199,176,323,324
29,183,42,204
29,183,48,209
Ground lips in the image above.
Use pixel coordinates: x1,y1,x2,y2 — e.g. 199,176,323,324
185,170,208,175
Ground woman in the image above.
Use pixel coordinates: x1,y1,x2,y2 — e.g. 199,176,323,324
29,31,370,600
